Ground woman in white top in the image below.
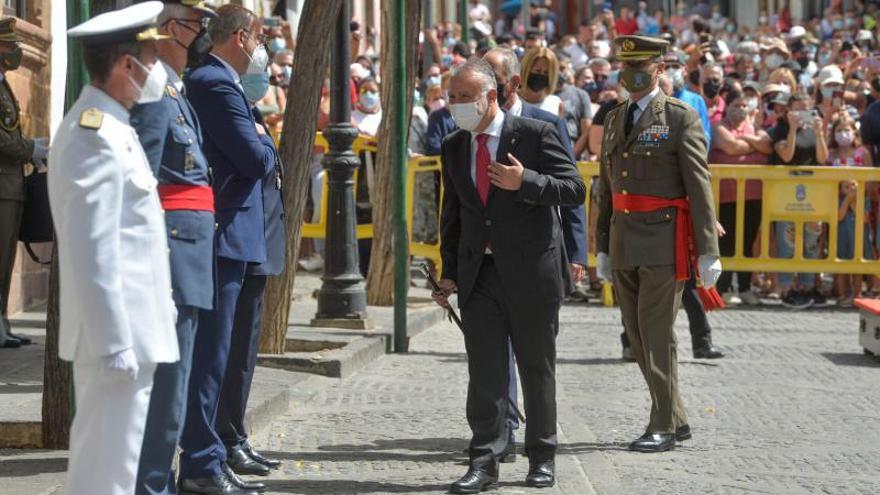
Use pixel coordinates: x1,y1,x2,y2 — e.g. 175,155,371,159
351,78,383,137
519,46,564,116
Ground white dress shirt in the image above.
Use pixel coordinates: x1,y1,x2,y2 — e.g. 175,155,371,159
627,85,661,125
469,108,505,184
163,61,184,93
508,97,523,118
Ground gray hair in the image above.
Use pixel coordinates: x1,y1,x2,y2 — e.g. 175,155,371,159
486,47,520,80
451,57,496,94
209,4,255,44
588,57,611,70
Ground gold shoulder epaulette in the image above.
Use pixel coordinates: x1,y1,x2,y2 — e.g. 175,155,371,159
79,108,104,130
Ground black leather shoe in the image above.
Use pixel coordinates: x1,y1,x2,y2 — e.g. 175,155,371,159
629,433,676,453
449,465,498,494
222,462,266,492
227,445,270,476
178,473,257,494
0,336,20,348
675,424,692,441
525,459,555,488
7,332,31,345
693,345,724,359
242,440,281,469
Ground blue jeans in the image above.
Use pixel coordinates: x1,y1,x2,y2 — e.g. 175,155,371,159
136,306,199,495
774,222,821,290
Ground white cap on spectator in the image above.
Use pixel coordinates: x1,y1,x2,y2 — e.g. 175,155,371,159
350,63,369,81
736,41,760,55
786,26,806,40
817,65,844,86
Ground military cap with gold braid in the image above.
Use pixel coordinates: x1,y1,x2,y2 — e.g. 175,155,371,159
67,1,170,47
0,18,20,43
614,35,669,62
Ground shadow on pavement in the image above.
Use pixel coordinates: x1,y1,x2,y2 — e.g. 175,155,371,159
261,479,449,493
821,352,880,367
0,452,67,477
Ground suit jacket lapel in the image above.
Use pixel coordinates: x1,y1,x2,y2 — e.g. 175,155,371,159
488,113,518,206
623,91,665,149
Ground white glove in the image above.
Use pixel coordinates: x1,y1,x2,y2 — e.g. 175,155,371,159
31,137,49,162
596,252,613,282
103,347,139,381
698,255,722,289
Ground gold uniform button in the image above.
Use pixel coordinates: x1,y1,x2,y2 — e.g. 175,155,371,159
622,152,629,158
171,228,178,236
622,189,628,195
621,170,628,177
665,214,671,219
646,151,652,156
624,208,630,214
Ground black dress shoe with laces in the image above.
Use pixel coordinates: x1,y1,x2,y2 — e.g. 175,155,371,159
525,459,555,488
222,462,266,492
449,464,498,494
675,424,692,441
227,445,270,476
693,345,724,359
629,432,676,453
242,440,281,468
8,332,31,345
178,472,257,494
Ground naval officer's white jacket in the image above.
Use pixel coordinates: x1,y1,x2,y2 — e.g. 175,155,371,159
48,85,179,364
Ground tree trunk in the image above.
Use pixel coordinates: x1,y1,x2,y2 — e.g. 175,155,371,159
259,0,342,354
365,0,421,306
41,246,71,449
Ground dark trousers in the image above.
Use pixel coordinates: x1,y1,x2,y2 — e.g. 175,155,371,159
621,277,711,350
136,306,199,495
460,257,558,468
217,274,268,450
180,256,248,479
506,340,520,434
716,200,762,294
0,200,22,321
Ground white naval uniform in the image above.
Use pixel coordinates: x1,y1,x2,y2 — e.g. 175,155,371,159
48,85,179,495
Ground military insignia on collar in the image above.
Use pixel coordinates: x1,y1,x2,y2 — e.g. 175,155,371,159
165,85,178,98
79,108,104,130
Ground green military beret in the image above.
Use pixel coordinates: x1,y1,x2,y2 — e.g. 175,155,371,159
614,35,669,62
0,18,20,43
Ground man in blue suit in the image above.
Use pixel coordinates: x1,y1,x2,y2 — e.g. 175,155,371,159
178,4,275,494
482,47,588,463
214,87,286,481
129,2,216,494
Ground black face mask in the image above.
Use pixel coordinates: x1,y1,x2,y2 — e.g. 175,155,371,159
702,80,721,99
527,72,550,92
185,28,213,70
688,68,701,86
872,77,880,93
496,82,507,107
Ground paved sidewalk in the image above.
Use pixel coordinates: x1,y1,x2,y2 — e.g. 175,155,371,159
3,303,880,494
248,304,880,494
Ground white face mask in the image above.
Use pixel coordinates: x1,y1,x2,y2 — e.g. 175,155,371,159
746,97,759,113
449,93,487,132
128,57,167,104
765,54,784,70
244,43,269,75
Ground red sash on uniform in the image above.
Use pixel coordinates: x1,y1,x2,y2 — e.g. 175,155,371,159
157,184,215,213
612,193,725,311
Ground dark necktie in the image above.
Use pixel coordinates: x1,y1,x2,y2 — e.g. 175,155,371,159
475,134,491,205
625,102,638,137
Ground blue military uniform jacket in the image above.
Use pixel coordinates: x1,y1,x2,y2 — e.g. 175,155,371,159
249,110,285,277
130,63,215,310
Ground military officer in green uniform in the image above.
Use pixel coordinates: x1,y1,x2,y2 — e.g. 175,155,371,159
595,35,722,453
0,18,48,348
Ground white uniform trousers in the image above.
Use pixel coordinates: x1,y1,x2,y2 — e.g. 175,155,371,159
65,361,157,495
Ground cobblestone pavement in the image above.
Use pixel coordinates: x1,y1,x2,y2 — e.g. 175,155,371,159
250,304,880,494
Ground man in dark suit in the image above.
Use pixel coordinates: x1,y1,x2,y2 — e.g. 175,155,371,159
434,58,586,493
178,4,275,493
128,2,217,494
214,99,286,483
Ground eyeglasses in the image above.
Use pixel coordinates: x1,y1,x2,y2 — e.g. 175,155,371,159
241,29,268,45
169,17,210,31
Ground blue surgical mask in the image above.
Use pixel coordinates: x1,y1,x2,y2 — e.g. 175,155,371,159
281,65,292,84
241,72,270,104
359,90,380,110
426,75,441,87
268,37,286,53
